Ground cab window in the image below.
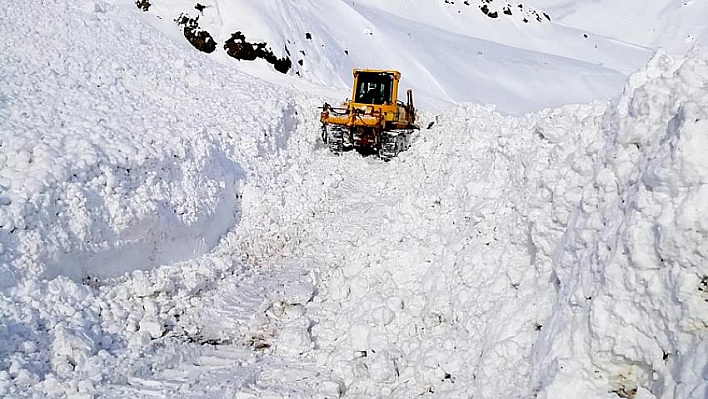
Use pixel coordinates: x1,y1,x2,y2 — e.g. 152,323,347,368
354,73,392,105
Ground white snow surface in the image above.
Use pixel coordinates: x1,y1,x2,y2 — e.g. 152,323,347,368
533,0,708,54
144,0,654,114
2,0,708,399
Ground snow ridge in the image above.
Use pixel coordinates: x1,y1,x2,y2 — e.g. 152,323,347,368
533,50,708,398
0,0,296,285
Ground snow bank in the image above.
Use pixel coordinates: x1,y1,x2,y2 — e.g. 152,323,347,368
1,0,306,396
0,0,296,285
531,50,708,398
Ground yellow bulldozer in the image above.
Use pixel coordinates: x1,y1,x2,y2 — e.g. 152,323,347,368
319,69,418,160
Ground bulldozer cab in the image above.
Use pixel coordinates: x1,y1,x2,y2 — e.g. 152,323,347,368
352,70,400,105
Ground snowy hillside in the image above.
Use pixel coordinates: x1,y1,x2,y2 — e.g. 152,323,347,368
534,0,708,54
138,0,655,114
2,0,708,398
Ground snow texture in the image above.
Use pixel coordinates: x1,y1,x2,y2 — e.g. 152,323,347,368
1,0,708,398
142,0,653,114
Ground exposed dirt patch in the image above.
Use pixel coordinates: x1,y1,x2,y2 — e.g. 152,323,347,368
698,275,708,302
611,386,637,399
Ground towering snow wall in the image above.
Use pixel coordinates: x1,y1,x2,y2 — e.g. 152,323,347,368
527,50,708,398
0,0,297,287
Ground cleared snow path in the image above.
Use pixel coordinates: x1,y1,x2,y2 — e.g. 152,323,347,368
115,99,563,398
129,50,708,398
90,96,551,398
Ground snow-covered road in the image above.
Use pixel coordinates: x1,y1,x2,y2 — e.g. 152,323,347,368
95,100,553,398
87,95,597,398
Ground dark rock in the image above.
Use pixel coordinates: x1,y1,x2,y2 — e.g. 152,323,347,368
135,0,150,11
480,4,498,18
223,31,258,61
224,31,292,74
175,14,217,53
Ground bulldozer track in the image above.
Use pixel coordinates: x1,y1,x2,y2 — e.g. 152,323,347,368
324,125,346,155
379,129,413,161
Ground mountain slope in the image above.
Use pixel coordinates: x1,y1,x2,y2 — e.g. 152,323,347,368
140,0,653,114
533,0,708,54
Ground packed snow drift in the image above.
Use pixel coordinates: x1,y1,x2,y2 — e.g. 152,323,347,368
1,0,708,398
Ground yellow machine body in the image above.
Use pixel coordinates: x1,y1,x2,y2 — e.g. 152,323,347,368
319,69,417,159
